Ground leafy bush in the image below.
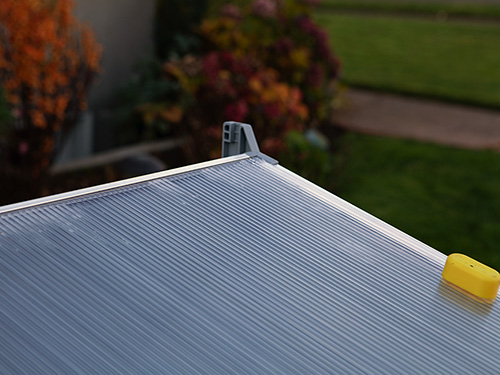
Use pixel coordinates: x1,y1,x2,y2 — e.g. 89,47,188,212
118,0,340,162
0,0,101,202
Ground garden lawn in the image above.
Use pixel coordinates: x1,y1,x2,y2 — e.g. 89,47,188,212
332,132,500,270
315,12,500,108
320,0,500,19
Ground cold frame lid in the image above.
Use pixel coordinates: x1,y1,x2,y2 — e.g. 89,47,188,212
1,151,500,374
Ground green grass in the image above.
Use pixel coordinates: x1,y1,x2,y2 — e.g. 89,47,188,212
320,0,500,19
332,132,500,270
315,12,500,108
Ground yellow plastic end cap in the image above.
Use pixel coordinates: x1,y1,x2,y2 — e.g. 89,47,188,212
442,253,500,301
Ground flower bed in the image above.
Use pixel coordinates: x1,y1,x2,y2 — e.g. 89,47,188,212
118,0,341,163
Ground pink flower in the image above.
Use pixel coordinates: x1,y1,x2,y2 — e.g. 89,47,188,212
220,4,242,19
11,108,21,119
18,141,29,155
252,0,278,18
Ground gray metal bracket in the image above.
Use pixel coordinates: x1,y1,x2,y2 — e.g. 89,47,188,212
222,122,278,164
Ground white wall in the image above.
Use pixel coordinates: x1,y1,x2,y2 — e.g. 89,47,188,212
74,0,156,110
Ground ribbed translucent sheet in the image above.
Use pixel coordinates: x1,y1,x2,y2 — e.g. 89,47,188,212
1,156,500,374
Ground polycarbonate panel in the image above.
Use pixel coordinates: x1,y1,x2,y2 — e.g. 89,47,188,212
1,156,500,374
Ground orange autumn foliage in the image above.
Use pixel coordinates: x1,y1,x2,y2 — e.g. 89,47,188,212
0,0,101,174
0,0,101,129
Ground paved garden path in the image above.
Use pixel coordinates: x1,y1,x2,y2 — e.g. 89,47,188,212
332,88,500,151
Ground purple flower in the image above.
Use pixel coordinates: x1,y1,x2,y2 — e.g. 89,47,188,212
273,37,294,54
252,0,278,18
296,15,315,34
18,141,29,155
306,64,325,88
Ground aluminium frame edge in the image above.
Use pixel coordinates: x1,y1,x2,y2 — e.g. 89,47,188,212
0,154,250,215
273,164,447,266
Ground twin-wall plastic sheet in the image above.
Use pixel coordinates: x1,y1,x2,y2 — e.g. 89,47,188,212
1,156,500,374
